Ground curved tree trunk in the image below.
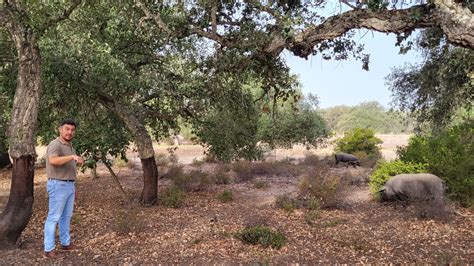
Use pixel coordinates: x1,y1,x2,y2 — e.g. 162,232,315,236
98,93,158,206
0,28,41,248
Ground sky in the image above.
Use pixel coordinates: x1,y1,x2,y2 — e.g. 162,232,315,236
283,3,423,109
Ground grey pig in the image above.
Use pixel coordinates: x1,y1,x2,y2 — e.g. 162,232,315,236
335,152,361,168
379,173,445,202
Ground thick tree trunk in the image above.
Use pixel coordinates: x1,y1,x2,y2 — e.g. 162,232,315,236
0,28,42,248
98,93,158,205
140,157,158,206
0,156,34,249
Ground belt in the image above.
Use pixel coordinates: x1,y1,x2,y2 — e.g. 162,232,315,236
48,178,75,182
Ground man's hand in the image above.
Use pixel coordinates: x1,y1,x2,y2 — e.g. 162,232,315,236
72,155,84,165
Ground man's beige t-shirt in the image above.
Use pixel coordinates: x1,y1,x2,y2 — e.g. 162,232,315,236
46,137,77,181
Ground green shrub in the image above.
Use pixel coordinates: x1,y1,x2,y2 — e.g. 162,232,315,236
235,226,286,249
275,195,298,213
397,135,430,164
160,186,185,208
397,122,474,207
217,189,234,203
335,127,383,158
369,160,428,194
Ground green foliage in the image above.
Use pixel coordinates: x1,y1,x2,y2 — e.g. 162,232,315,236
369,160,428,194
257,93,330,149
217,190,234,203
397,122,474,206
275,195,299,214
160,186,185,208
387,29,473,131
194,89,263,162
321,101,413,134
367,0,389,11
235,226,286,249
335,127,383,158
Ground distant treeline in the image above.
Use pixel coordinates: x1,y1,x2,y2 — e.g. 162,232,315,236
320,101,414,134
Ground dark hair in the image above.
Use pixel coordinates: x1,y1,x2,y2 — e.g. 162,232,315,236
60,119,77,128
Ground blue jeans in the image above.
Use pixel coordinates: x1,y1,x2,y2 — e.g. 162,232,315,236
44,179,75,252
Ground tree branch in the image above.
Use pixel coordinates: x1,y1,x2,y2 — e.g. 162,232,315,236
38,0,82,33
135,0,171,34
277,3,473,58
281,5,440,58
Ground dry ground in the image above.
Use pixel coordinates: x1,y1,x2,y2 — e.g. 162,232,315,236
0,136,473,264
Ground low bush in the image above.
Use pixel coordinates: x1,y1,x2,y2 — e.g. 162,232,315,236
216,163,232,172
369,160,428,194
160,186,185,208
217,190,234,203
172,169,212,192
235,226,286,249
334,127,383,160
299,165,346,208
232,160,253,181
275,194,298,214
213,168,231,185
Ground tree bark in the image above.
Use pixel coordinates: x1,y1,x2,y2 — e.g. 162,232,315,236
98,93,158,206
140,157,158,206
0,15,42,247
0,156,34,249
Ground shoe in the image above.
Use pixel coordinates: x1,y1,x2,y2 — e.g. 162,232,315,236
59,243,77,251
43,250,61,258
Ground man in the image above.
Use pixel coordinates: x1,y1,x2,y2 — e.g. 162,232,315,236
43,119,83,258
